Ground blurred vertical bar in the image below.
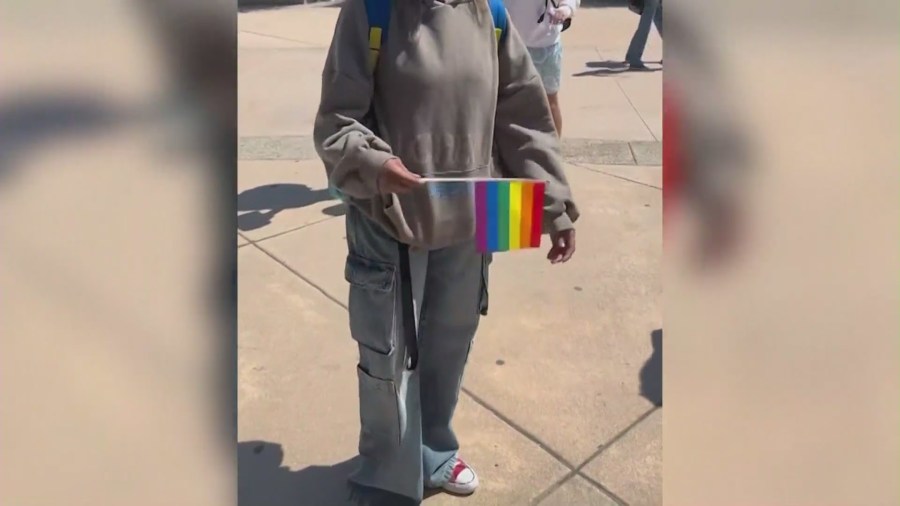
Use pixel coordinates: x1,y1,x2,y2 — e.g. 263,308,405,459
0,0,236,505
665,0,899,504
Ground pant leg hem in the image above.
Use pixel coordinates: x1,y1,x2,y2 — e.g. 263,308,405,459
424,453,458,488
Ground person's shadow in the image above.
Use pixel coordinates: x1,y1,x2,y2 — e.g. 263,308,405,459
639,329,662,406
237,184,345,232
573,60,663,77
238,441,360,506
239,441,455,505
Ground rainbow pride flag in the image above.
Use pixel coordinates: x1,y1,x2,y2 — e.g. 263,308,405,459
474,179,545,253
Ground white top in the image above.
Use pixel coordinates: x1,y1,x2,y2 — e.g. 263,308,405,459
505,0,579,49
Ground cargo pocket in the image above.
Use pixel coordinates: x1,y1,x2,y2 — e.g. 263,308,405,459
345,254,397,355
357,365,403,453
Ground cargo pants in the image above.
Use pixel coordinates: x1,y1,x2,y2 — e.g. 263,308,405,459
343,204,489,504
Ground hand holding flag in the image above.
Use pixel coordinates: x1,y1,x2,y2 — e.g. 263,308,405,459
378,158,422,194
547,229,576,264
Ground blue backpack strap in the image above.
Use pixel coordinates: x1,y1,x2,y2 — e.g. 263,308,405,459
488,0,508,44
364,0,392,73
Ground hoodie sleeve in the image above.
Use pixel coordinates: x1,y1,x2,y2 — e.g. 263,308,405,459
313,0,397,199
494,20,580,234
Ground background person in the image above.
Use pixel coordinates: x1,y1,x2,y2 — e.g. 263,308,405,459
507,0,579,135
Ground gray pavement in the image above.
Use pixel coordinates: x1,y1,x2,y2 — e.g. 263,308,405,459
238,4,662,505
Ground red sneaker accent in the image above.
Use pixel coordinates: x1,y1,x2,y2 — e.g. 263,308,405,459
442,458,479,495
450,460,468,482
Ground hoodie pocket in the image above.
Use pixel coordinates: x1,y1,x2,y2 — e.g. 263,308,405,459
345,254,397,355
383,193,416,245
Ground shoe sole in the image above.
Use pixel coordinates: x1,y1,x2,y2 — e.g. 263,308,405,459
442,474,480,496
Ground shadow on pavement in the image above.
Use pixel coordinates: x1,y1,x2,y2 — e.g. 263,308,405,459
574,60,662,77
0,93,134,183
238,441,359,506
237,183,343,231
640,329,662,406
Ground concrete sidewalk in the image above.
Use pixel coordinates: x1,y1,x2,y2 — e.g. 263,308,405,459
238,4,662,505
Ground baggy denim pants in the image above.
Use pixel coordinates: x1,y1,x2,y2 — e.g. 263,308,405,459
343,205,489,504
626,0,663,65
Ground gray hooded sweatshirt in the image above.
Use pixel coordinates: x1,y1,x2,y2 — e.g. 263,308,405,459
314,0,579,249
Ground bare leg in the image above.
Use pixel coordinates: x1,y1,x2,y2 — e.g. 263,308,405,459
547,92,562,136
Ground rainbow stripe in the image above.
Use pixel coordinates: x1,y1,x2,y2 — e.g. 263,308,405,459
475,179,545,253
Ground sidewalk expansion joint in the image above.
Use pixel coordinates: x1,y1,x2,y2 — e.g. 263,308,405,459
576,474,630,506
247,240,348,310
571,161,662,190
239,215,340,246
615,78,658,142
463,387,629,506
530,406,659,506
239,30,324,48
460,386,576,469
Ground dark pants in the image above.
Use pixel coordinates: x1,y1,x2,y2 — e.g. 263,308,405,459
626,0,663,64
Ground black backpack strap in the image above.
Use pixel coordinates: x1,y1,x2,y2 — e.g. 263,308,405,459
397,243,418,371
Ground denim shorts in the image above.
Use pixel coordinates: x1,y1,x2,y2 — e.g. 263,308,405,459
527,42,562,94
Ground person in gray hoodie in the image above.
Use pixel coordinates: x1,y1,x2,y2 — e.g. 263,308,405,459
314,0,578,503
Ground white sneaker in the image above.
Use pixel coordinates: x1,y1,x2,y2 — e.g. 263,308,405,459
442,458,479,495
